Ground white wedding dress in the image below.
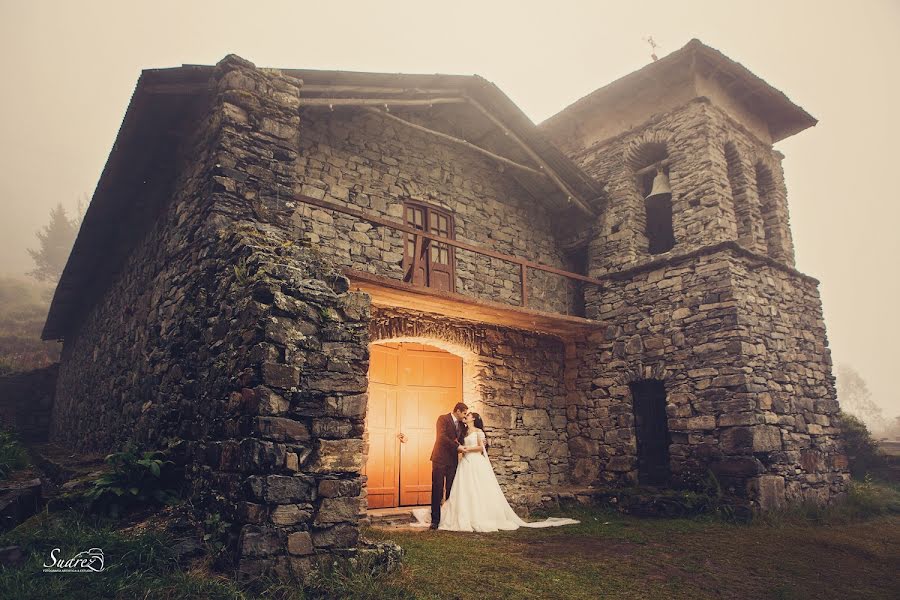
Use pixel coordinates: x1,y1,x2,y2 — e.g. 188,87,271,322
413,430,579,532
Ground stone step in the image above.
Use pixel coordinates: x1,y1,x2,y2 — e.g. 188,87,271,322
365,505,427,527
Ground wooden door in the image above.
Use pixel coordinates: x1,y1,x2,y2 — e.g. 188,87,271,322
365,345,400,508
365,342,462,508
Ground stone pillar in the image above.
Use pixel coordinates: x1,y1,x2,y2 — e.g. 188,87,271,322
191,55,373,579
762,156,797,267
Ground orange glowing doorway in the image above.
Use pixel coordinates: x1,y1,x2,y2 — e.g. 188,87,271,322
365,342,463,509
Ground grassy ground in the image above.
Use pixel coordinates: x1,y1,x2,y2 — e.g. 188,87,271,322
368,507,900,599
2,484,899,599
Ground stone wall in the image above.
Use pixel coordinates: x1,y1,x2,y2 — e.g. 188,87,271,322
729,259,848,505
570,249,743,488
368,308,570,505
569,243,848,508
293,109,577,314
51,56,375,579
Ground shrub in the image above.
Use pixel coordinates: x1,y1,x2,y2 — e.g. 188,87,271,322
0,428,30,479
84,443,180,517
839,412,886,478
842,476,900,518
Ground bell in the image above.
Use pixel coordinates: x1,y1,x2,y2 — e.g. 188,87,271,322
646,169,672,200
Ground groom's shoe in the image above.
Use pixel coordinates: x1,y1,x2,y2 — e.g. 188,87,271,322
429,523,439,530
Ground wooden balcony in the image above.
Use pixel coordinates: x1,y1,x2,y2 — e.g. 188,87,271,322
294,194,605,338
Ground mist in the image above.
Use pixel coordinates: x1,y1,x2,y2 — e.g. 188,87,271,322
1,0,897,420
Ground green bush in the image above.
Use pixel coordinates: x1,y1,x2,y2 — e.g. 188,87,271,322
0,428,30,479
84,444,180,517
839,412,886,478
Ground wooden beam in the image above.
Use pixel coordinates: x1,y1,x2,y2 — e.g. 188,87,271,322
463,95,596,217
294,194,606,286
520,264,528,307
301,84,461,95
345,269,602,338
363,107,547,178
141,82,209,95
298,97,465,107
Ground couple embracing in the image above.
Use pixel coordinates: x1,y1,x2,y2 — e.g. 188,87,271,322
415,402,579,532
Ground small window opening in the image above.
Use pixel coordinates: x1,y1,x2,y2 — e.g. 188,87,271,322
564,243,589,316
755,164,779,259
725,142,753,242
630,379,671,486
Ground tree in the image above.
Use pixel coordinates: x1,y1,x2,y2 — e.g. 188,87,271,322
836,364,886,432
27,202,79,283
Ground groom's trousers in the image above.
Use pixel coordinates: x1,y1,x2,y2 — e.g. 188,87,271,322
431,462,456,524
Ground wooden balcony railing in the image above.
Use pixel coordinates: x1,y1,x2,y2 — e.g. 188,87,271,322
293,194,603,313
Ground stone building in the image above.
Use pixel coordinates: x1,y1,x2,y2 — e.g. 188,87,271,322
42,39,848,576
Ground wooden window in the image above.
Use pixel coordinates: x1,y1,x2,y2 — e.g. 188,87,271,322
402,201,455,292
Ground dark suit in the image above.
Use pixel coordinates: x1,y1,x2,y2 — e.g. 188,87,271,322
430,413,463,525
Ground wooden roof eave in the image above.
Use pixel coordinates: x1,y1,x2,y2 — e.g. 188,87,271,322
345,269,603,339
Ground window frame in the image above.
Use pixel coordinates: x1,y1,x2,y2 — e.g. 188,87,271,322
401,200,456,292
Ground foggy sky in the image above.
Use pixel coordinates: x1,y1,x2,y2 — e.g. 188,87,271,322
1,1,897,419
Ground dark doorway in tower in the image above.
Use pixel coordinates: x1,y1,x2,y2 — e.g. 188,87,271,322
629,379,671,485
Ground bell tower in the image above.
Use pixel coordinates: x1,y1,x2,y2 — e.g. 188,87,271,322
542,39,813,277
543,40,848,509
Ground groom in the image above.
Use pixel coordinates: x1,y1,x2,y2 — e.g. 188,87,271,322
429,402,468,529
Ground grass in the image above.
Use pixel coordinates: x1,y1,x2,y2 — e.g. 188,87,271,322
0,428,30,479
2,483,899,600
0,510,243,600
368,502,900,600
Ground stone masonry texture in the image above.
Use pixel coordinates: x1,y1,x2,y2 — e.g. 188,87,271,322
47,45,848,579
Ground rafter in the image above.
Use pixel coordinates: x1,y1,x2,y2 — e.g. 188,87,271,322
298,97,465,107
463,95,596,217
363,107,547,178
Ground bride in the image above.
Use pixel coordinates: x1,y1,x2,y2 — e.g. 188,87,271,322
415,412,579,532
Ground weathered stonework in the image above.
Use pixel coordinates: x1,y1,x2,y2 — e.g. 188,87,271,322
50,56,372,579
44,40,848,578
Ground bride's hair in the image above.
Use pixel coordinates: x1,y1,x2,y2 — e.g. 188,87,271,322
471,412,485,431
